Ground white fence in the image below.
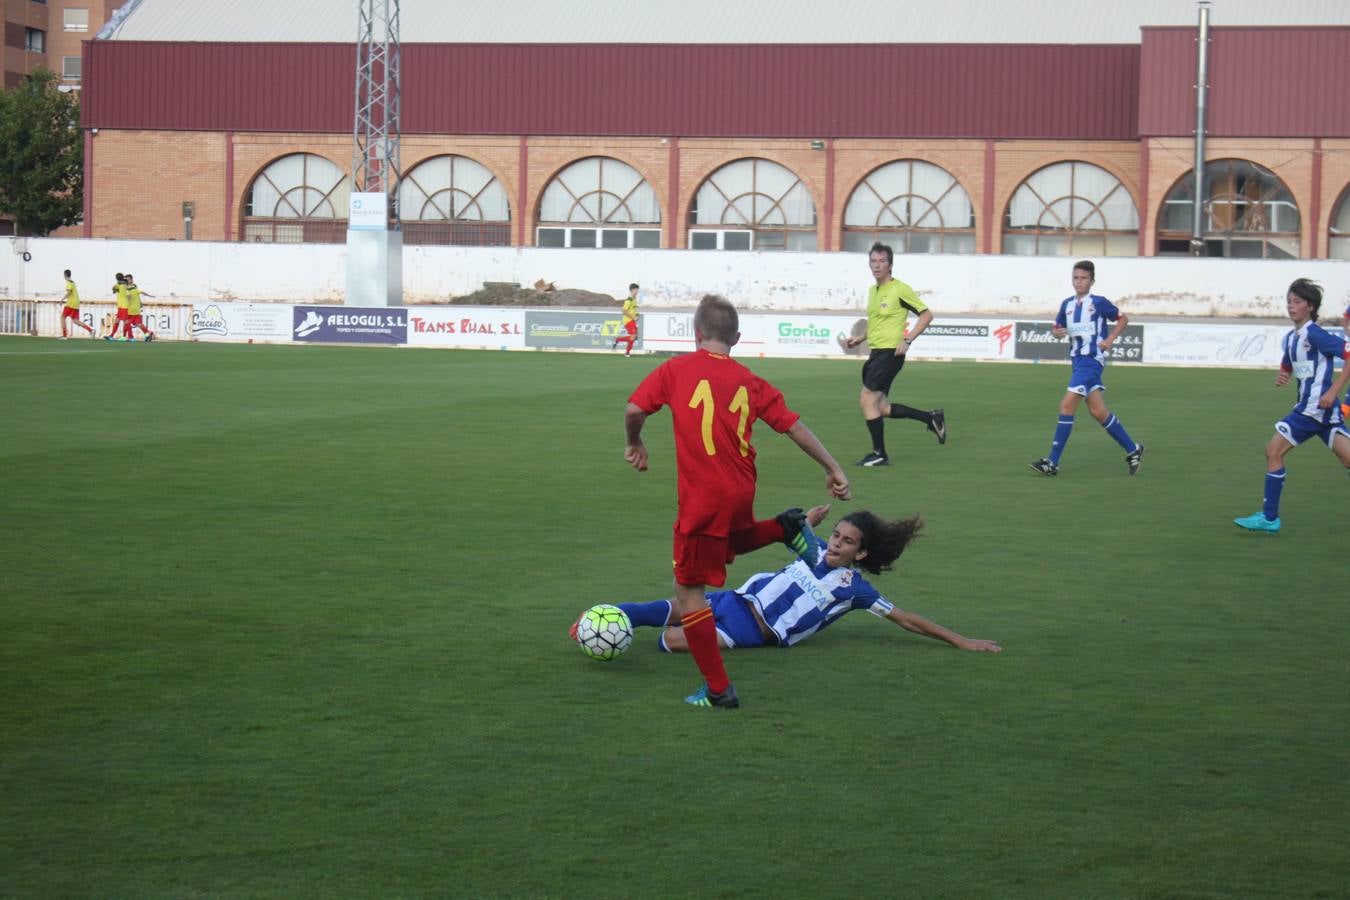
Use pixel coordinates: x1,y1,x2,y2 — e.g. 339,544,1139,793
10,297,1337,370
10,300,196,341
11,299,1306,370
3,236,1348,318
0,300,37,335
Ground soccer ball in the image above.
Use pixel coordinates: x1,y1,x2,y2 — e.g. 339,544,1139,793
575,604,633,661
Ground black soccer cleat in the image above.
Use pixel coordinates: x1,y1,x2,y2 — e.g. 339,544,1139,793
857,451,890,467
1125,444,1145,476
1029,457,1059,476
776,507,807,541
685,683,740,709
929,408,947,444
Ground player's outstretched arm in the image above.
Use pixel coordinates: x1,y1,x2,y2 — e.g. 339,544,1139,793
785,421,851,500
624,402,650,471
884,606,1002,652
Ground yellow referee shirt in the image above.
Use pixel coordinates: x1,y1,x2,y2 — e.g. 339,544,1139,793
866,278,927,350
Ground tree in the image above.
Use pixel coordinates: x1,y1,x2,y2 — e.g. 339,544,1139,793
0,68,83,236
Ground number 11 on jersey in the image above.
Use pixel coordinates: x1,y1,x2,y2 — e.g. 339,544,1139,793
689,379,751,457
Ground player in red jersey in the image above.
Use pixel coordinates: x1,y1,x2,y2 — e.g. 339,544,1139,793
624,294,851,709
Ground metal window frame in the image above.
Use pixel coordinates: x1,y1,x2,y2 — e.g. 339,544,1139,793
1003,161,1138,255
399,154,510,224
534,225,661,248
540,157,660,226
1155,159,1302,258
687,229,754,250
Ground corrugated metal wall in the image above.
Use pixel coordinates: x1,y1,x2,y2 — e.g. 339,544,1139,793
84,41,1139,140
1139,27,1350,137
83,42,355,133
100,0,1350,45
405,43,1140,140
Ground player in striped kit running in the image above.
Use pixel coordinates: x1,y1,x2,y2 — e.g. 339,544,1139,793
1234,279,1350,533
590,504,1001,655
1029,260,1144,477
1342,302,1350,420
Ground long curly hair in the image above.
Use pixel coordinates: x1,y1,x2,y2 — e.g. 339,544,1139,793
838,511,924,575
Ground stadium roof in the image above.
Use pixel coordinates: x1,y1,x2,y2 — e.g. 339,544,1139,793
99,0,1350,44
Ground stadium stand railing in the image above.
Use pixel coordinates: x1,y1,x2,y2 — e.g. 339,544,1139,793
0,300,38,335
12,300,198,341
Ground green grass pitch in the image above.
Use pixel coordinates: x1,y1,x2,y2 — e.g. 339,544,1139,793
1,336,1346,897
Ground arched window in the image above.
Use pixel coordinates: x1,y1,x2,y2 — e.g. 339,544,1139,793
1328,186,1350,261
690,158,816,251
537,157,660,248
1003,161,1138,256
242,153,349,244
843,160,974,254
1156,159,1300,258
397,154,510,246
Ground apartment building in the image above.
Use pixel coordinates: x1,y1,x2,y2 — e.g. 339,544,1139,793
3,0,113,90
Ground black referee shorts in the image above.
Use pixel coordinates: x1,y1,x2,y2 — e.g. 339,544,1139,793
861,348,906,393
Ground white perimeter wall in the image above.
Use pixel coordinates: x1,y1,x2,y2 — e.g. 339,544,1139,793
3,236,1348,318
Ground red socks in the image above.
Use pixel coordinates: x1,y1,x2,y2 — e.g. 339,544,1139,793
680,607,729,694
730,518,786,554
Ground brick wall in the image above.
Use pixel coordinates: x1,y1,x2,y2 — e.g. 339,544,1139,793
1318,139,1350,253
81,129,1350,258
89,129,225,240
1144,137,1320,255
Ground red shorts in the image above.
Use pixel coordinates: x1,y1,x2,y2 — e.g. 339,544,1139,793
128,315,143,326
672,530,737,588
623,320,637,336
115,308,129,320
62,306,79,319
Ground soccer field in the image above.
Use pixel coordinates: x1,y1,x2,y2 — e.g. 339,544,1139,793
1,336,1345,898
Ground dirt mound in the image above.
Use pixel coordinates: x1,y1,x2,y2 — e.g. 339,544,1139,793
450,282,617,307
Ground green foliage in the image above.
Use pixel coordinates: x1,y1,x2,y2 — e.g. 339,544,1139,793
0,68,83,235
1,340,1346,897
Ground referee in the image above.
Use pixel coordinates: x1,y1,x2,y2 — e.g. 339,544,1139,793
843,242,946,466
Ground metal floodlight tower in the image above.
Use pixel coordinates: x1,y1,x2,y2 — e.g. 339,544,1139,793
1190,1,1212,256
353,0,401,206
347,0,403,307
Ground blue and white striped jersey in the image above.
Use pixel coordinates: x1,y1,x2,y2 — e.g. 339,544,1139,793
1055,294,1121,362
1281,322,1348,425
735,525,894,647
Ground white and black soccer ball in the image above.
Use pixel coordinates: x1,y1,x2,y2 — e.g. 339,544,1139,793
575,604,633,661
